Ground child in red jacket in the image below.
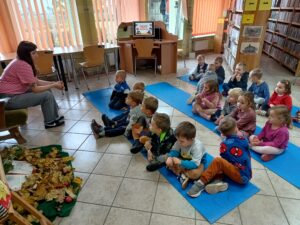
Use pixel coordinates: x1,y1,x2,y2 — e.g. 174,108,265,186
257,79,292,116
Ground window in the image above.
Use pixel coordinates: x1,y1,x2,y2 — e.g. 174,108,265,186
192,0,230,36
148,0,184,39
92,0,141,44
6,0,82,49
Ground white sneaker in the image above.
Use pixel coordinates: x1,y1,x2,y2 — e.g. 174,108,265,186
205,180,228,194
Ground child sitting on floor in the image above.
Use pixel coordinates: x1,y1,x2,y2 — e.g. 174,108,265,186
109,70,130,109
188,54,208,81
222,63,249,96
248,68,270,110
166,121,206,189
229,91,256,137
250,105,290,162
192,80,221,120
257,79,292,116
213,88,242,123
144,113,177,171
214,56,225,85
187,116,252,197
130,96,159,153
91,90,144,138
187,64,218,104
132,82,145,93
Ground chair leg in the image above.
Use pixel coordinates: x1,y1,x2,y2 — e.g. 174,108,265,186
154,58,157,76
183,55,186,68
81,68,90,90
135,58,137,76
104,63,111,85
56,71,64,95
9,127,26,144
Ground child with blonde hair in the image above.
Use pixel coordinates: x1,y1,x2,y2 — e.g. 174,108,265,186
188,55,208,81
248,68,270,109
212,87,243,123
166,121,206,189
133,82,145,93
229,91,256,137
192,80,221,120
222,63,249,96
109,70,130,109
250,105,290,161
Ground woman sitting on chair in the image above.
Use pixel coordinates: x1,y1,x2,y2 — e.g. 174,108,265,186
0,41,65,129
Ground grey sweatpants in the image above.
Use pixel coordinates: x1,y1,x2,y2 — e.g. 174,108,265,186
1,90,59,123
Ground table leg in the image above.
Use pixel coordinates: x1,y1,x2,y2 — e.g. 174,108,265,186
70,54,79,89
114,48,119,70
57,55,68,91
64,55,72,82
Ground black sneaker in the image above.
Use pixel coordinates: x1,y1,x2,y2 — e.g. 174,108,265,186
45,120,65,129
56,115,65,122
146,162,166,172
130,140,144,154
101,114,114,127
210,114,217,122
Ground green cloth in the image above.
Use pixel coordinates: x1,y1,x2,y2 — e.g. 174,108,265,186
29,145,80,221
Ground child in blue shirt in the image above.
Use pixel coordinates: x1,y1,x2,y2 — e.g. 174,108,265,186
166,121,206,189
188,116,252,197
109,70,130,109
248,68,270,109
214,56,225,85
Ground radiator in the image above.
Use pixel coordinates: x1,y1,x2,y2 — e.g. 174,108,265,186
193,39,209,51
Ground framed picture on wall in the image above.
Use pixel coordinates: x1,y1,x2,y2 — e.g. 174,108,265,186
243,26,263,38
241,42,260,54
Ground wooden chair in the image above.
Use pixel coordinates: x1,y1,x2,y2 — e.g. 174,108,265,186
0,155,53,225
79,45,110,90
0,98,27,144
133,39,157,76
35,50,63,95
177,39,186,68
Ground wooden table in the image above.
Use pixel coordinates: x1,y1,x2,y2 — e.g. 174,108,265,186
0,43,120,91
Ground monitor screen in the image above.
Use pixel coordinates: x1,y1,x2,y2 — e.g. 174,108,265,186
133,21,155,37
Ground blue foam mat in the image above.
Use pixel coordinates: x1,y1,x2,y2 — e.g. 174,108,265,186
82,88,122,118
146,82,300,188
178,75,300,128
177,74,224,92
83,86,259,223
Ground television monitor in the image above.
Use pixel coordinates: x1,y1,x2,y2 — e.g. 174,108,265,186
133,21,155,37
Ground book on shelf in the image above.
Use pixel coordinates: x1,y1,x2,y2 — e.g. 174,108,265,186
272,0,299,7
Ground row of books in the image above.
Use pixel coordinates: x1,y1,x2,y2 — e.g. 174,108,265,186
235,0,243,11
232,14,242,27
224,47,235,71
266,32,299,52
293,13,300,23
263,42,272,53
265,32,273,42
270,11,293,21
272,35,286,46
272,0,300,7
269,47,298,70
284,40,300,57
229,27,240,43
267,21,300,40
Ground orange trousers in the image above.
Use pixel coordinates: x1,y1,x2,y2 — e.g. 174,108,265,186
200,157,243,184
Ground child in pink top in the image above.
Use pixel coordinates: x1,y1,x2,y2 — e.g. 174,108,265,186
230,91,256,137
250,105,290,162
192,80,221,120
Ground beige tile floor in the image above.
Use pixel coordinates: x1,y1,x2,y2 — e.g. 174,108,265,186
1,54,300,225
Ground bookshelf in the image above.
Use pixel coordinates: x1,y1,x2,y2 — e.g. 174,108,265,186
214,17,229,53
263,0,300,76
224,0,271,72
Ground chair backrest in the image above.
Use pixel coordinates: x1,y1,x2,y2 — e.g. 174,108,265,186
134,39,154,58
83,45,105,67
35,50,54,76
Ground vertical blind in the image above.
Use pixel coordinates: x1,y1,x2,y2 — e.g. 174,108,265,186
92,0,141,44
6,0,82,49
192,0,230,36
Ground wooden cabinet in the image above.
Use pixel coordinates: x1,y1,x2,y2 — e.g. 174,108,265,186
224,0,271,72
